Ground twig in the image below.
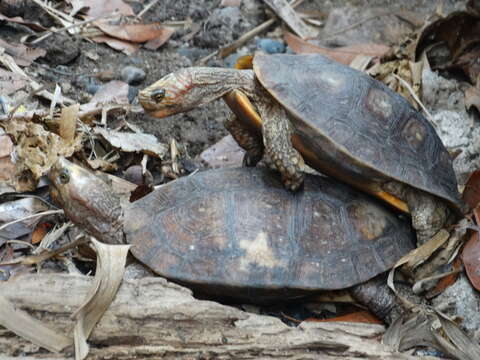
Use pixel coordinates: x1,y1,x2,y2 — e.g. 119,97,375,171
197,0,304,64
392,73,433,120
136,0,160,20
0,210,63,232
29,14,116,45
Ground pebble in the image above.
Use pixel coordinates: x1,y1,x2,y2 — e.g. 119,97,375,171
121,66,146,85
256,38,285,54
86,82,101,95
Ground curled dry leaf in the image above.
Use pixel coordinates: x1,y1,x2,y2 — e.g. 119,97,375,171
95,128,168,159
31,222,53,245
0,130,16,194
0,38,46,66
463,207,480,291
284,32,389,66
0,197,49,239
95,22,171,43
73,238,130,360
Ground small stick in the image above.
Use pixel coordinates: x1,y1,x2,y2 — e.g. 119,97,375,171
136,0,160,20
392,73,433,120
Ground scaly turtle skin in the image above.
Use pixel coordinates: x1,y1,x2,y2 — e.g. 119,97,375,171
49,158,414,319
138,54,464,244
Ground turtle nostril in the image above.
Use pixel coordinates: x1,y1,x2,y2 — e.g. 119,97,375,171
151,89,166,102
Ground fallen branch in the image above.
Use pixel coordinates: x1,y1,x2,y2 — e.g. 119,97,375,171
0,273,426,359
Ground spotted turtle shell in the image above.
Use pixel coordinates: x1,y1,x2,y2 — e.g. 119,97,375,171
124,167,414,300
253,54,463,211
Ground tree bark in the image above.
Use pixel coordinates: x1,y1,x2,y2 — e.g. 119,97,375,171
0,274,430,359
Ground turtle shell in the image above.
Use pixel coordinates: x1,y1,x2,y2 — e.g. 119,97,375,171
253,54,463,212
124,167,414,301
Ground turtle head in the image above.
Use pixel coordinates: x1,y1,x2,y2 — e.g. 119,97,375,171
48,158,125,244
139,67,250,118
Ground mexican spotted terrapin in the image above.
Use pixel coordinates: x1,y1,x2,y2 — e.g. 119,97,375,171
138,54,464,244
49,158,414,320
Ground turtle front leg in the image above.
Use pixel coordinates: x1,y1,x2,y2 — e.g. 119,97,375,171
224,114,264,167
260,104,305,191
383,182,452,245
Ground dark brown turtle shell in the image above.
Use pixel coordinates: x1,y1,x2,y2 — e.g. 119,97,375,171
124,167,414,300
252,54,463,212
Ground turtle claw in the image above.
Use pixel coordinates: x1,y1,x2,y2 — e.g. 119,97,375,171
282,171,305,192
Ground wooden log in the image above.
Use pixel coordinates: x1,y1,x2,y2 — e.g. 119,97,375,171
0,274,430,359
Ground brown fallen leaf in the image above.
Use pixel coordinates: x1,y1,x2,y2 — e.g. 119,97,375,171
75,0,134,18
306,310,383,325
0,13,46,31
425,257,462,299
450,45,480,85
284,32,389,65
463,207,480,291
0,198,49,239
59,104,79,142
95,22,171,43
465,86,480,113
462,170,480,209
91,36,139,55
144,27,175,50
31,222,52,245
0,38,46,66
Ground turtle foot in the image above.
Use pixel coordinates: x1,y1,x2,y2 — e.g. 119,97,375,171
273,152,305,191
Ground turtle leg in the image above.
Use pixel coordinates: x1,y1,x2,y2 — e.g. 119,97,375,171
224,114,264,167
257,103,305,191
383,182,452,245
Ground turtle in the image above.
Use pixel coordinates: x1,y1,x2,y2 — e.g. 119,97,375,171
138,53,465,245
48,157,415,322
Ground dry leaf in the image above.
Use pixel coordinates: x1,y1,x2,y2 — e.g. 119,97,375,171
0,198,49,239
426,257,462,298
0,38,46,66
465,86,480,113
77,0,134,18
0,13,46,31
95,128,168,158
462,170,480,209
307,310,383,325
31,222,52,245
284,32,389,65
96,22,171,43
89,80,129,105
73,238,130,360
59,104,79,142
3,119,83,189
263,0,316,39
0,295,71,352
0,68,29,95
463,208,480,291
144,27,175,50
91,36,139,55
0,131,16,194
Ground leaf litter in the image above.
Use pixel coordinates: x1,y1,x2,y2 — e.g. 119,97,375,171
1,0,480,359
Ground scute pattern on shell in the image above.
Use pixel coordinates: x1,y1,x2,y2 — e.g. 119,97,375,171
253,54,462,210
124,168,414,299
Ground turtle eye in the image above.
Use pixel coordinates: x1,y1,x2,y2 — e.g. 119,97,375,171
150,89,166,103
58,169,70,184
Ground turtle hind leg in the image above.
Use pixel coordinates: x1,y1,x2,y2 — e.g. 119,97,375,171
224,114,264,166
383,182,452,245
259,103,305,191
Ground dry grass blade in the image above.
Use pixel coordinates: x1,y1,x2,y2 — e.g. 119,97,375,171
0,295,71,352
392,73,432,120
59,104,80,142
263,0,315,39
73,238,130,360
